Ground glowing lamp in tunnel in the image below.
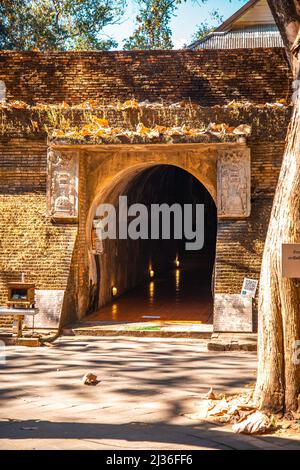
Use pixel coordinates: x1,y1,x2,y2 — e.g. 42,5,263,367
149,269,155,279
111,286,118,297
175,258,180,268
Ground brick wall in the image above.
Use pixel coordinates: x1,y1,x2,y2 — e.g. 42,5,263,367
0,138,78,326
0,137,287,330
0,138,46,193
0,48,291,330
0,194,78,297
0,49,292,106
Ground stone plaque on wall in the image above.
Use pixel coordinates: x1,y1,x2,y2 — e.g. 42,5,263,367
47,148,79,221
24,290,65,329
217,148,251,219
214,294,253,333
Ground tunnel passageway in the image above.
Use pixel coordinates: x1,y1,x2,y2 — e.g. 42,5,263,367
88,164,217,324
88,252,214,323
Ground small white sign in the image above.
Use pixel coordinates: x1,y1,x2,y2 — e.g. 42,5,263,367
241,278,258,299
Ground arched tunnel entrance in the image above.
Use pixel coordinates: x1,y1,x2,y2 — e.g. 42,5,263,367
87,164,217,324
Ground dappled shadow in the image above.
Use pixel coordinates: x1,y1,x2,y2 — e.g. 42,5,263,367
0,337,268,449
0,338,255,404
0,417,300,450
0,337,257,403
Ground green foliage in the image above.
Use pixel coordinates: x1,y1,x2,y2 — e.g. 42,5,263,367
123,0,229,50
191,0,246,43
0,0,246,51
123,0,184,50
0,0,126,51
191,8,224,42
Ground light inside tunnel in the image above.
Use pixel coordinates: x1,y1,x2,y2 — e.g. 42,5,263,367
111,286,118,297
149,269,155,279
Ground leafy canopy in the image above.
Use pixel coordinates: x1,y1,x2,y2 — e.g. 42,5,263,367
191,8,224,43
0,0,245,51
124,0,243,50
123,0,183,50
0,0,126,50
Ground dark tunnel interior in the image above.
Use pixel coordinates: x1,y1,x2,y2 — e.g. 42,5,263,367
88,164,217,323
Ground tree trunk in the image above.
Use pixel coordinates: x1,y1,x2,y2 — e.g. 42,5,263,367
255,97,300,412
255,1,300,413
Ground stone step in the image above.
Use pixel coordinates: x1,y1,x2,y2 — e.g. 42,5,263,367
63,327,213,339
207,333,257,352
61,327,257,351
62,321,214,339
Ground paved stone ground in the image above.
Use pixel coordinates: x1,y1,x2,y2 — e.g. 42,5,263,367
0,336,299,450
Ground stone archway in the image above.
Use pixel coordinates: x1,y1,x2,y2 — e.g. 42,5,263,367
86,163,217,314
82,144,219,313
47,142,251,331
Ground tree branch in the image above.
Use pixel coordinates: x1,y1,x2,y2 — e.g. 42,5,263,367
267,0,300,49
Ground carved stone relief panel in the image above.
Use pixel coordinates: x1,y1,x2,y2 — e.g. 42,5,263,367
47,148,79,221
217,147,251,219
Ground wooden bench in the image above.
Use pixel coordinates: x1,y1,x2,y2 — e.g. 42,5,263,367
0,308,38,337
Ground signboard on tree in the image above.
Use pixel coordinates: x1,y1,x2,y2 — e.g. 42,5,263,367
282,244,300,278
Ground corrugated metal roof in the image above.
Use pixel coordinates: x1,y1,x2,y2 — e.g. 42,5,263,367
188,25,284,50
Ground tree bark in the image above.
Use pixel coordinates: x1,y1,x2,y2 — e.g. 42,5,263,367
255,1,300,413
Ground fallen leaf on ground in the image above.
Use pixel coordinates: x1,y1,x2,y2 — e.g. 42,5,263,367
208,398,229,417
206,387,217,400
76,99,99,109
119,99,139,110
80,124,93,137
60,101,69,109
92,116,109,128
136,123,151,135
10,100,30,109
233,124,252,136
266,99,287,107
232,411,274,434
52,129,65,137
154,125,167,133
82,372,99,385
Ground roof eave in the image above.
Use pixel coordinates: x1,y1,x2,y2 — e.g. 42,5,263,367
215,0,260,32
